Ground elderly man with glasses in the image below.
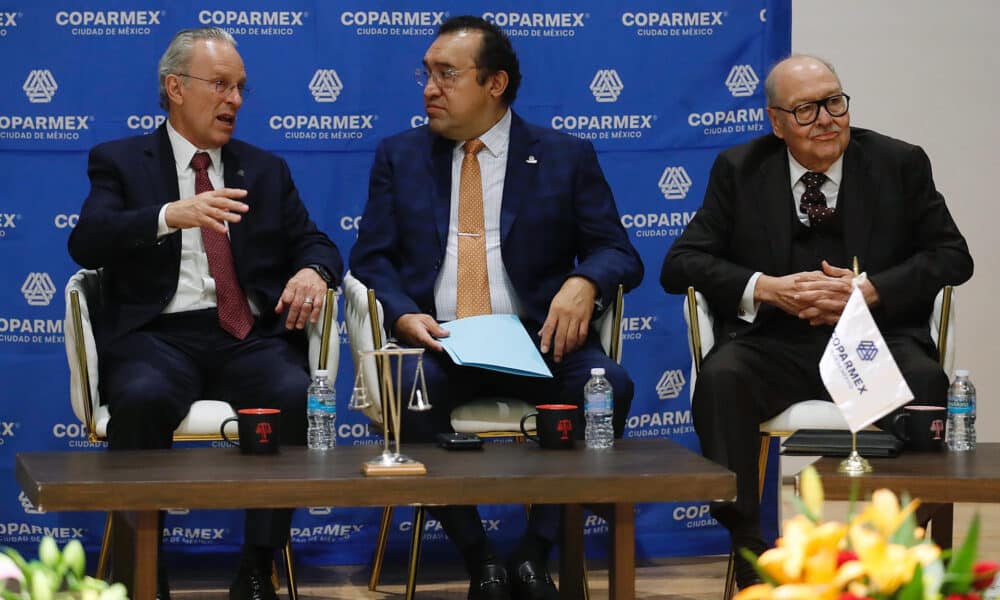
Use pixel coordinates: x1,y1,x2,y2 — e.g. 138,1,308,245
68,27,342,600
350,14,642,600
660,54,973,590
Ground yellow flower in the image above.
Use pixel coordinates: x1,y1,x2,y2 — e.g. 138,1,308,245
799,465,824,520
733,583,773,600
855,488,920,538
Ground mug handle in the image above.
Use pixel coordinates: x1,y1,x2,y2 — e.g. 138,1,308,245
890,412,910,442
220,416,240,446
519,412,540,443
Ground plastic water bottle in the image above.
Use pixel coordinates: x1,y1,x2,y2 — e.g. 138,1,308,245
307,369,336,450
946,369,976,452
584,367,614,449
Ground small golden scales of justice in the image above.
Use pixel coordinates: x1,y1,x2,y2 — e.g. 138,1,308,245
349,343,431,476
837,256,874,476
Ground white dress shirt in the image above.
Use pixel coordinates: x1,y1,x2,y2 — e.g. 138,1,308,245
433,109,522,321
157,122,258,315
738,151,844,322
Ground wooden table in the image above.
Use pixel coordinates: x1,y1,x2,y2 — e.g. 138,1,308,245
812,443,1000,548
17,438,734,600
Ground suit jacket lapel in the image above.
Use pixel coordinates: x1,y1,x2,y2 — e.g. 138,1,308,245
147,125,181,257
222,144,247,255
501,113,537,243
758,148,794,274
431,134,452,257
839,140,875,269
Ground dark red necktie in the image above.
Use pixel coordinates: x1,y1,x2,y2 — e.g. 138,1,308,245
799,171,834,226
190,152,254,339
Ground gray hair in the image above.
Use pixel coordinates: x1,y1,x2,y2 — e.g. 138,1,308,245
764,54,841,107
158,27,237,111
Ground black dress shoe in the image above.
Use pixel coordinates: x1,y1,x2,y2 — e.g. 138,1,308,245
733,537,767,590
229,564,278,600
509,558,558,600
469,560,511,600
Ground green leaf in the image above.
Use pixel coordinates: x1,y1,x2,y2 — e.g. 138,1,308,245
890,492,919,546
941,512,980,594
788,493,819,524
896,562,924,600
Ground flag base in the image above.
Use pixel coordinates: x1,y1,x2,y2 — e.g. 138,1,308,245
837,450,873,476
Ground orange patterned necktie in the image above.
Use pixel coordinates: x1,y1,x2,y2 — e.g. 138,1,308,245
455,139,492,318
190,152,254,339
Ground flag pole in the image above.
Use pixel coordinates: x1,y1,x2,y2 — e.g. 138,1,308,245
838,256,874,475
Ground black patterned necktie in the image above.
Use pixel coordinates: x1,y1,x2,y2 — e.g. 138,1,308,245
190,152,254,339
799,171,834,226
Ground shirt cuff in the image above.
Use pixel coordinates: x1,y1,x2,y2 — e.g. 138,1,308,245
157,204,177,238
739,272,763,323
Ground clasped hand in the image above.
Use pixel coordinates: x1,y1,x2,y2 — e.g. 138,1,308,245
759,260,877,326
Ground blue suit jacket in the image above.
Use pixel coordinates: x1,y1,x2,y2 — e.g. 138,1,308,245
350,112,643,334
68,125,343,351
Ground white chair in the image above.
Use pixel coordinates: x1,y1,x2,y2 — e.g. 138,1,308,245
683,285,955,599
342,270,623,599
65,268,340,600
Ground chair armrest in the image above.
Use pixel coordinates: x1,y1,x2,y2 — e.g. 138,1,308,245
931,286,956,376
306,288,340,381
343,271,385,427
64,269,102,440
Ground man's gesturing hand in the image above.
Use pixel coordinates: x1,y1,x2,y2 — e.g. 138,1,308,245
165,188,249,234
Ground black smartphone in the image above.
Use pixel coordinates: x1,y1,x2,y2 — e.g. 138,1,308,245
436,432,484,450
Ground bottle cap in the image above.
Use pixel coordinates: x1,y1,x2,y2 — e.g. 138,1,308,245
314,369,330,378
590,367,605,376
955,369,970,378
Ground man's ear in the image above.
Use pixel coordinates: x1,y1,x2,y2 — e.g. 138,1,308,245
488,70,509,100
767,108,784,139
165,74,185,107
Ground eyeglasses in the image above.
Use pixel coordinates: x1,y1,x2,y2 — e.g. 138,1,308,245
176,73,251,99
415,66,480,90
771,93,850,126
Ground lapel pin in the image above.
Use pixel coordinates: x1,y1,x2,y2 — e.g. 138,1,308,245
236,169,245,177
525,155,538,164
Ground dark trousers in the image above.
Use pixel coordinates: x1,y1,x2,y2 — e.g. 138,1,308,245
397,334,633,564
99,309,310,549
692,328,947,543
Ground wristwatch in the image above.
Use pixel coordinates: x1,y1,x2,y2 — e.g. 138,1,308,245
307,264,333,286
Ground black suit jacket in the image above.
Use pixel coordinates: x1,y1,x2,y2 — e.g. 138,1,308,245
660,128,973,346
68,125,343,351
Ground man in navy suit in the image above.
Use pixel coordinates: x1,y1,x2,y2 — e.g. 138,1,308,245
350,15,642,600
68,27,342,600
660,55,973,589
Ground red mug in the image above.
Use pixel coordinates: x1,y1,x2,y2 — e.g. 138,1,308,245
221,408,281,454
519,404,579,449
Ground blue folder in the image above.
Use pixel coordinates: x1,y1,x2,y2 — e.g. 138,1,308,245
438,314,553,378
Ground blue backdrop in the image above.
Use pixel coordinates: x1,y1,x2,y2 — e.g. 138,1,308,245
0,0,790,569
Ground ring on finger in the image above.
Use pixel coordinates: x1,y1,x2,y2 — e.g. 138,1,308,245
303,297,314,305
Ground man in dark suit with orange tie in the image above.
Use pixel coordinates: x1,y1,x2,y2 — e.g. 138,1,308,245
350,15,642,600
68,27,342,600
660,55,973,589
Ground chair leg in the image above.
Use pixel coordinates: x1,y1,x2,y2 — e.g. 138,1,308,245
724,433,773,600
96,512,113,579
282,541,298,600
405,506,425,600
723,552,737,600
368,506,394,591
